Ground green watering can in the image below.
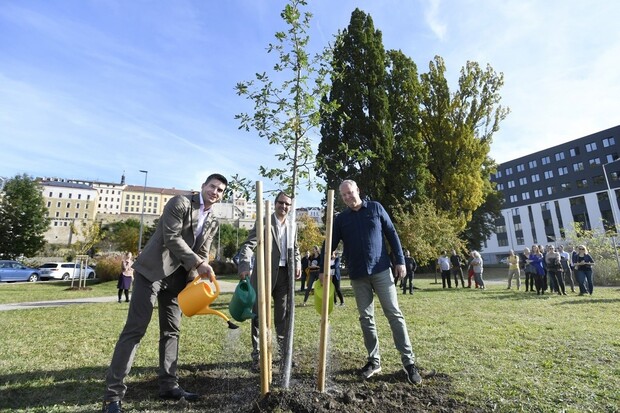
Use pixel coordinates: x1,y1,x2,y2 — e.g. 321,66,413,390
314,279,334,315
229,278,257,322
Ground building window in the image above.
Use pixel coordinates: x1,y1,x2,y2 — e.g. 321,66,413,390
84,213,88,219
573,162,584,172
555,152,565,161
65,212,69,218
496,183,504,190
531,174,540,182
54,222,58,226
542,156,551,165
592,175,605,185
87,195,91,200
576,179,588,188
57,202,61,208
589,158,601,167
509,195,518,203
78,194,81,199
48,191,53,197
558,166,568,176
66,202,71,208
541,202,550,211
506,167,513,175
569,147,580,157
59,193,63,198
570,196,586,206
47,201,51,207
495,171,502,179
55,211,59,217
517,164,525,172
68,193,72,199
76,203,80,209
597,192,609,202
519,177,528,185
586,142,597,152
547,186,556,195
529,160,537,168
603,137,615,147
561,182,571,191
75,212,79,218
498,239,509,247
544,170,554,179
534,189,543,197
508,180,516,188
522,192,530,200
607,153,619,163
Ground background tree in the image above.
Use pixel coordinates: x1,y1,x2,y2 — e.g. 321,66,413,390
317,8,392,206
69,220,103,258
0,174,49,259
385,49,429,207
296,214,324,254
393,200,466,266
462,181,503,251
419,56,508,230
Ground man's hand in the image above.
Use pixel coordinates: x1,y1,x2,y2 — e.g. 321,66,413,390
295,268,302,280
197,261,215,283
394,264,406,281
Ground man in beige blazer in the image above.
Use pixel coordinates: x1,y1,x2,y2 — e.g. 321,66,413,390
103,174,227,413
238,191,301,369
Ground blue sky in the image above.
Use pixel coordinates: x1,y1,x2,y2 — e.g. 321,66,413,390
2,0,619,207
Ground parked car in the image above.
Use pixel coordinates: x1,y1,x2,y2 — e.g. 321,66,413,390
38,262,96,280
0,260,40,282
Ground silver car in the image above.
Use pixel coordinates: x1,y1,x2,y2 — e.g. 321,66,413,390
39,262,96,280
0,260,40,282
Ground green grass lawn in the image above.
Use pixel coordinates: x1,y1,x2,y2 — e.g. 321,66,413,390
0,273,618,412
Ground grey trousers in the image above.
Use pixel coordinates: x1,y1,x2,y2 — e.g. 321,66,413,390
104,269,187,402
250,266,289,360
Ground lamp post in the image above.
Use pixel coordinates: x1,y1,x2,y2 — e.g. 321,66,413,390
138,170,148,253
602,159,620,273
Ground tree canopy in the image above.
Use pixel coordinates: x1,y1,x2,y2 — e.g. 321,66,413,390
0,174,50,258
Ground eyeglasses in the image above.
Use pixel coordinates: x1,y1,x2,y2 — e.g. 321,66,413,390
578,247,585,250
276,200,291,206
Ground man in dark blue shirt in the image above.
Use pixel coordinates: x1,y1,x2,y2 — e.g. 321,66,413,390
323,179,422,385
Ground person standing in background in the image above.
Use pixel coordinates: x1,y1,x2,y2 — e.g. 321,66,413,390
117,252,134,303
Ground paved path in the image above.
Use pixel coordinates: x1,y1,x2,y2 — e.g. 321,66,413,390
0,280,239,311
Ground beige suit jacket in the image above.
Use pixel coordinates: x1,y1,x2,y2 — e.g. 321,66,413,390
133,193,219,282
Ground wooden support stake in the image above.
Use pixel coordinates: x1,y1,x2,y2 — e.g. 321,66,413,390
255,182,269,395
317,190,335,392
264,200,273,383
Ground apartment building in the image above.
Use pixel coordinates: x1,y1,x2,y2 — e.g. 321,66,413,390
483,125,620,262
40,180,99,245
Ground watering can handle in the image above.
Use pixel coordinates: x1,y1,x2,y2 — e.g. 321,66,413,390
192,274,221,297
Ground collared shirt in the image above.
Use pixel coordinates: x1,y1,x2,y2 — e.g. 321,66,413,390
277,217,287,266
330,200,404,280
195,192,211,239
438,256,451,271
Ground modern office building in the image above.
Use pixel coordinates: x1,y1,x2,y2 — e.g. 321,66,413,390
483,125,620,263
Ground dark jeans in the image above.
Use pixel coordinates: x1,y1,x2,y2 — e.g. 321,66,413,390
451,267,465,287
577,269,593,294
524,271,535,291
534,273,546,294
332,276,344,304
547,269,565,294
402,272,414,294
441,270,452,288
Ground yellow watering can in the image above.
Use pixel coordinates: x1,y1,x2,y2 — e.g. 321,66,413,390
178,275,238,329
314,279,334,315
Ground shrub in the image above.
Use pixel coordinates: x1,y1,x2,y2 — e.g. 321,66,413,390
95,255,123,282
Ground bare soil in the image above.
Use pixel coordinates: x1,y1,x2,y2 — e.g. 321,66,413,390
140,360,488,413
